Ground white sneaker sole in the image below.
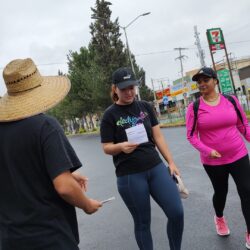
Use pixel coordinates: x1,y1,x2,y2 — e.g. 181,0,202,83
246,242,250,249
217,230,230,236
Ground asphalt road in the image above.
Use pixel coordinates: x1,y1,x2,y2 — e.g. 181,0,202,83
70,127,248,250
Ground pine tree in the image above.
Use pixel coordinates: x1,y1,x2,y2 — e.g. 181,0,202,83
89,0,128,108
67,47,100,117
89,0,153,104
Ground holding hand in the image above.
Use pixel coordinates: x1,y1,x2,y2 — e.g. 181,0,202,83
169,162,181,176
120,141,138,154
85,199,102,214
210,150,222,158
71,173,102,214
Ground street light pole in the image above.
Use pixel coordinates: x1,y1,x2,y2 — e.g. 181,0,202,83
122,26,136,80
119,12,151,101
91,12,151,100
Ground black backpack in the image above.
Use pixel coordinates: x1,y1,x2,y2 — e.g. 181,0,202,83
190,94,245,136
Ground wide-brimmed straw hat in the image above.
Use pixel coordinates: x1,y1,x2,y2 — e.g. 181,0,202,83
0,58,70,122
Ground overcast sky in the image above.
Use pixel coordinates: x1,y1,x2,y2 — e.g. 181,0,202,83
1,0,250,95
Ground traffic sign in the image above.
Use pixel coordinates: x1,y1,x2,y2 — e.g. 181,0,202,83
163,95,168,105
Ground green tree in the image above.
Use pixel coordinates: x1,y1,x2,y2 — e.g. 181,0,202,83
129,55,154,101
46,94,74,128
67,47,100,120
90,0,153,104
50,0,154,127
89,0,128,109
48,48,101,131
138,69,154,101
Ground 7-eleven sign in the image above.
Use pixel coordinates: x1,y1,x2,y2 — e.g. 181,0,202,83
207,28,225,51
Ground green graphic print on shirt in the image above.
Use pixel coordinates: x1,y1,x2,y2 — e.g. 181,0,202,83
116,111,148,128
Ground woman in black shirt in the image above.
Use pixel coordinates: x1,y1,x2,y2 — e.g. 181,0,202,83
100,67,184,250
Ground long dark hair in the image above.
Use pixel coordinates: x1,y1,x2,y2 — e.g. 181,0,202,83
110,84,118,102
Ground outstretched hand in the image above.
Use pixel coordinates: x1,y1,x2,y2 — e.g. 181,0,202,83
84,199,102,214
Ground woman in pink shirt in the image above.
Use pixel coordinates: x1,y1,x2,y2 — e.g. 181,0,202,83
186,67,250,249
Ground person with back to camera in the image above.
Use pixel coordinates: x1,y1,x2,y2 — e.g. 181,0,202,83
100,67,184,250
186,66,250,249
0,58,102,250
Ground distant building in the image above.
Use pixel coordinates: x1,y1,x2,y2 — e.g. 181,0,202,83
186,56,250,96
153,56,250,112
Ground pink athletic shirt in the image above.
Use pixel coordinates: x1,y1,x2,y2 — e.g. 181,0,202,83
186,94,250,165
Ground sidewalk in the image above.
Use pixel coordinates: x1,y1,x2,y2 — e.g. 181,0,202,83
159,114,250,128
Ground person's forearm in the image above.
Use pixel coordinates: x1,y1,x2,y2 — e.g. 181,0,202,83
155,134,174,164
59,181,92,211
103,143,122,155
187,133,213,157
54,173,92,212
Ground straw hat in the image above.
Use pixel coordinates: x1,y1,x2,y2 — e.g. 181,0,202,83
0,58,70,122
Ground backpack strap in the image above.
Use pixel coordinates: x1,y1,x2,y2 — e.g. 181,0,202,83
190,98,200,136
222,94,246,135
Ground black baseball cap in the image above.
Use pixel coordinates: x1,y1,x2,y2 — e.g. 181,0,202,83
192,67,218,81
112,67,139,89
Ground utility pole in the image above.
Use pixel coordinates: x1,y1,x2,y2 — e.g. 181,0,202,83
151,78,161,117
151,78,157,102
174,47,188,106
224,44,236,94
227,52,237,70
194,25,206,67
174,48,188,85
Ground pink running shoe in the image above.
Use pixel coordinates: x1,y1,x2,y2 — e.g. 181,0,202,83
214,216,230,236
246,232,250,249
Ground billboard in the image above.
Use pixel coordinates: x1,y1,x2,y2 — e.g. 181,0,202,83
155,88,170,100
217,69,234,94
207,28,225,51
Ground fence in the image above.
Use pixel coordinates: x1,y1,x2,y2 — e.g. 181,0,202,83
158,108,186,125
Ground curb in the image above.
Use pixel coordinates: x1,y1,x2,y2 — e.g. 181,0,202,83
160,123,186,128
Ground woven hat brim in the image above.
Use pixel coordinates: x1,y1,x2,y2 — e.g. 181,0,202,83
0,76,70,122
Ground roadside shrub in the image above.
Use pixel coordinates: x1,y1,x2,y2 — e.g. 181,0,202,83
79,127,86,134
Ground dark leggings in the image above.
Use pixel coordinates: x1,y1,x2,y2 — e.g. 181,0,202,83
117,162,184,250
203,154,250,232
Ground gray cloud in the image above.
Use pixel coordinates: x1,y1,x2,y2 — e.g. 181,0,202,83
1,0,250,94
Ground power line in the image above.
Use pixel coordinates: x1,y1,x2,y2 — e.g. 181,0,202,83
1,40,250,70
199,38,250,47
135,47,196,57
135,40,250,57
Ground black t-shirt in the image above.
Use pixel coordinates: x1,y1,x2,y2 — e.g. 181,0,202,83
0,114,82,250
100,100,162,176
